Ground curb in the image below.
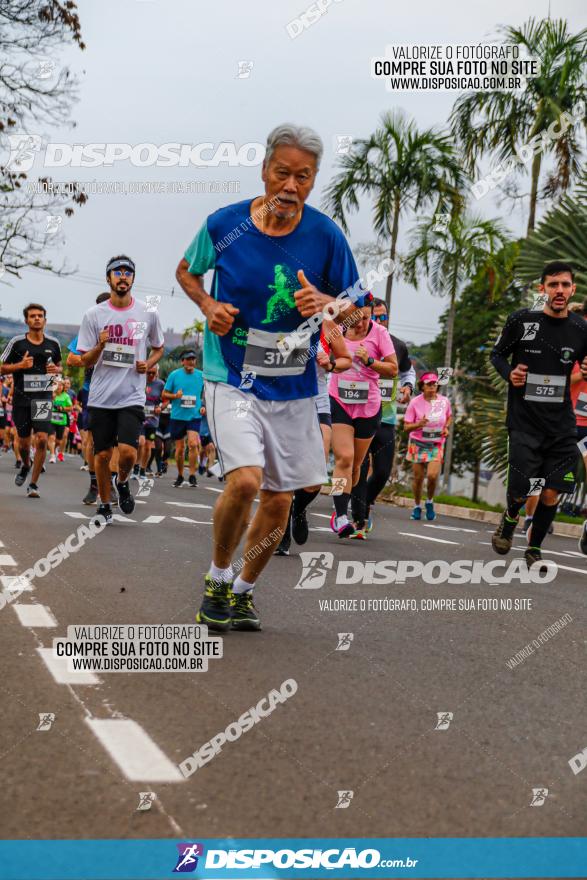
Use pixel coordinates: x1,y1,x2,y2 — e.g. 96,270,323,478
321,487,583,539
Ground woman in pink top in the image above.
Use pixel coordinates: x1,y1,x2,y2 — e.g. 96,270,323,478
403,372,451,521
328,301,397,537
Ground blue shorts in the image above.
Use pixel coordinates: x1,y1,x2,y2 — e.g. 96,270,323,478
169,418,201,440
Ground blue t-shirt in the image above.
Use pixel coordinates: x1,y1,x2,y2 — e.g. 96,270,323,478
165,368,204,420
184,199,364,401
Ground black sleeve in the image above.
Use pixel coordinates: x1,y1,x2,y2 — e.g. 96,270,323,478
490,315,522,383
391,335,411,374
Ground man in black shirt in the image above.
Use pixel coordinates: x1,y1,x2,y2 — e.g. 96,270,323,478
0,303,61,497
490,261,587,567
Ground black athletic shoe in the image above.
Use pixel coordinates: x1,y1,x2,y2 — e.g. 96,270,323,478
196,575,232,632
27,483,40,498
15,465,29,487
94,504,113,526
198,464,206,475
188,475,197,488
275,520,291,556
231,590,261,631
173,475,187,488
524,546,549,575
291,508,309,545
579,521,587,555
14,459,22,469
116,479,135,515
491,512,519,555
83,486,98,506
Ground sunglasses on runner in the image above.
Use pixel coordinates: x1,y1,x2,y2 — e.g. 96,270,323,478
373,313,388,322
113,269,134,278
424,380,438,386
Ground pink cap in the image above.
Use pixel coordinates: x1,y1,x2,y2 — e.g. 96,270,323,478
420,372,439,384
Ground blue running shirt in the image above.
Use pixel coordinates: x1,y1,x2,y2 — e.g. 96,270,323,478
184,199,364,401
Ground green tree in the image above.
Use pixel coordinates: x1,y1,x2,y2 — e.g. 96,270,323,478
450,18,587,235
322,110,465,311
403,212,509,489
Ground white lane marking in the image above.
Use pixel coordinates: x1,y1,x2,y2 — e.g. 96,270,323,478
309,527,332,532
65,511,90,519
143,515,166,524
204,486,223,493
397,532,460,545
480,541,587,561
37,648,100,685
1,575,33,592
310,513,331,519
85,718,184,782
0,554,17,566
423,524,478,534
13,604,57,627
165,501,213,510
171,516,213,525
553,563,587,575
111,514,137,523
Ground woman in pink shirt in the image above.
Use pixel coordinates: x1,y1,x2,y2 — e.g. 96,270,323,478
403,372,451,521
328,301,397,537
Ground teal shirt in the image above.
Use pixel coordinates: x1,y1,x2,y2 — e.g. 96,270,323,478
164,368,204,420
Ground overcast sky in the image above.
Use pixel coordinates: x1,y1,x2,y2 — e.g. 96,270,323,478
1,0,584,342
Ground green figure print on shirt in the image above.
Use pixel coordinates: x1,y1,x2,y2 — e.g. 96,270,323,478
261,264,298,324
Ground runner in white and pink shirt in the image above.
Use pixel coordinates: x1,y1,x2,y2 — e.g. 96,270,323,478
403,371,452,522
328,300,397,537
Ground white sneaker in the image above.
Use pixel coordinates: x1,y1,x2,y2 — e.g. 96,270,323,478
49,455,56,464
130,472,139,481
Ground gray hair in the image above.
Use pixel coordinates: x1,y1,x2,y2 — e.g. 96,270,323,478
264,123,323,169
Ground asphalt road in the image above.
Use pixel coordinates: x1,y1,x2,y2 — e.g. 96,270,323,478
1,451,586,847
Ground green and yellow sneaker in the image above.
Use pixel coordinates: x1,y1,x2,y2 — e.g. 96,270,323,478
231,590,261,631
196,575,232,632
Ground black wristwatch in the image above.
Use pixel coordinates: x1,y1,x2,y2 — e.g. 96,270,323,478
366,356,375,367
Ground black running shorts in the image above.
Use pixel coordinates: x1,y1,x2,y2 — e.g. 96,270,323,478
507,429,579,496
13,399,53,438
330,397,382,440
88,406,144,453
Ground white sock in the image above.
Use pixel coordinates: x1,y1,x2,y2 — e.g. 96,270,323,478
427,497,433,503
232,575,255,594
209,563,233,583
414,503,422,509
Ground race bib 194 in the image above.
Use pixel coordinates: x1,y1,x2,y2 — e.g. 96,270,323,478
338,379,369,403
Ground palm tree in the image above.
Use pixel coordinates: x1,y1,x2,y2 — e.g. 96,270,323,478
403,213,509,488
183,318,205,351
450,18,587,235
517,170,587,287
403,214,509,370
322,111,466,312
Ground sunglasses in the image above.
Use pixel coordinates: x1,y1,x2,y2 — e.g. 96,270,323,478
374,313,388,322
424,381,438,386
113,269,134,278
